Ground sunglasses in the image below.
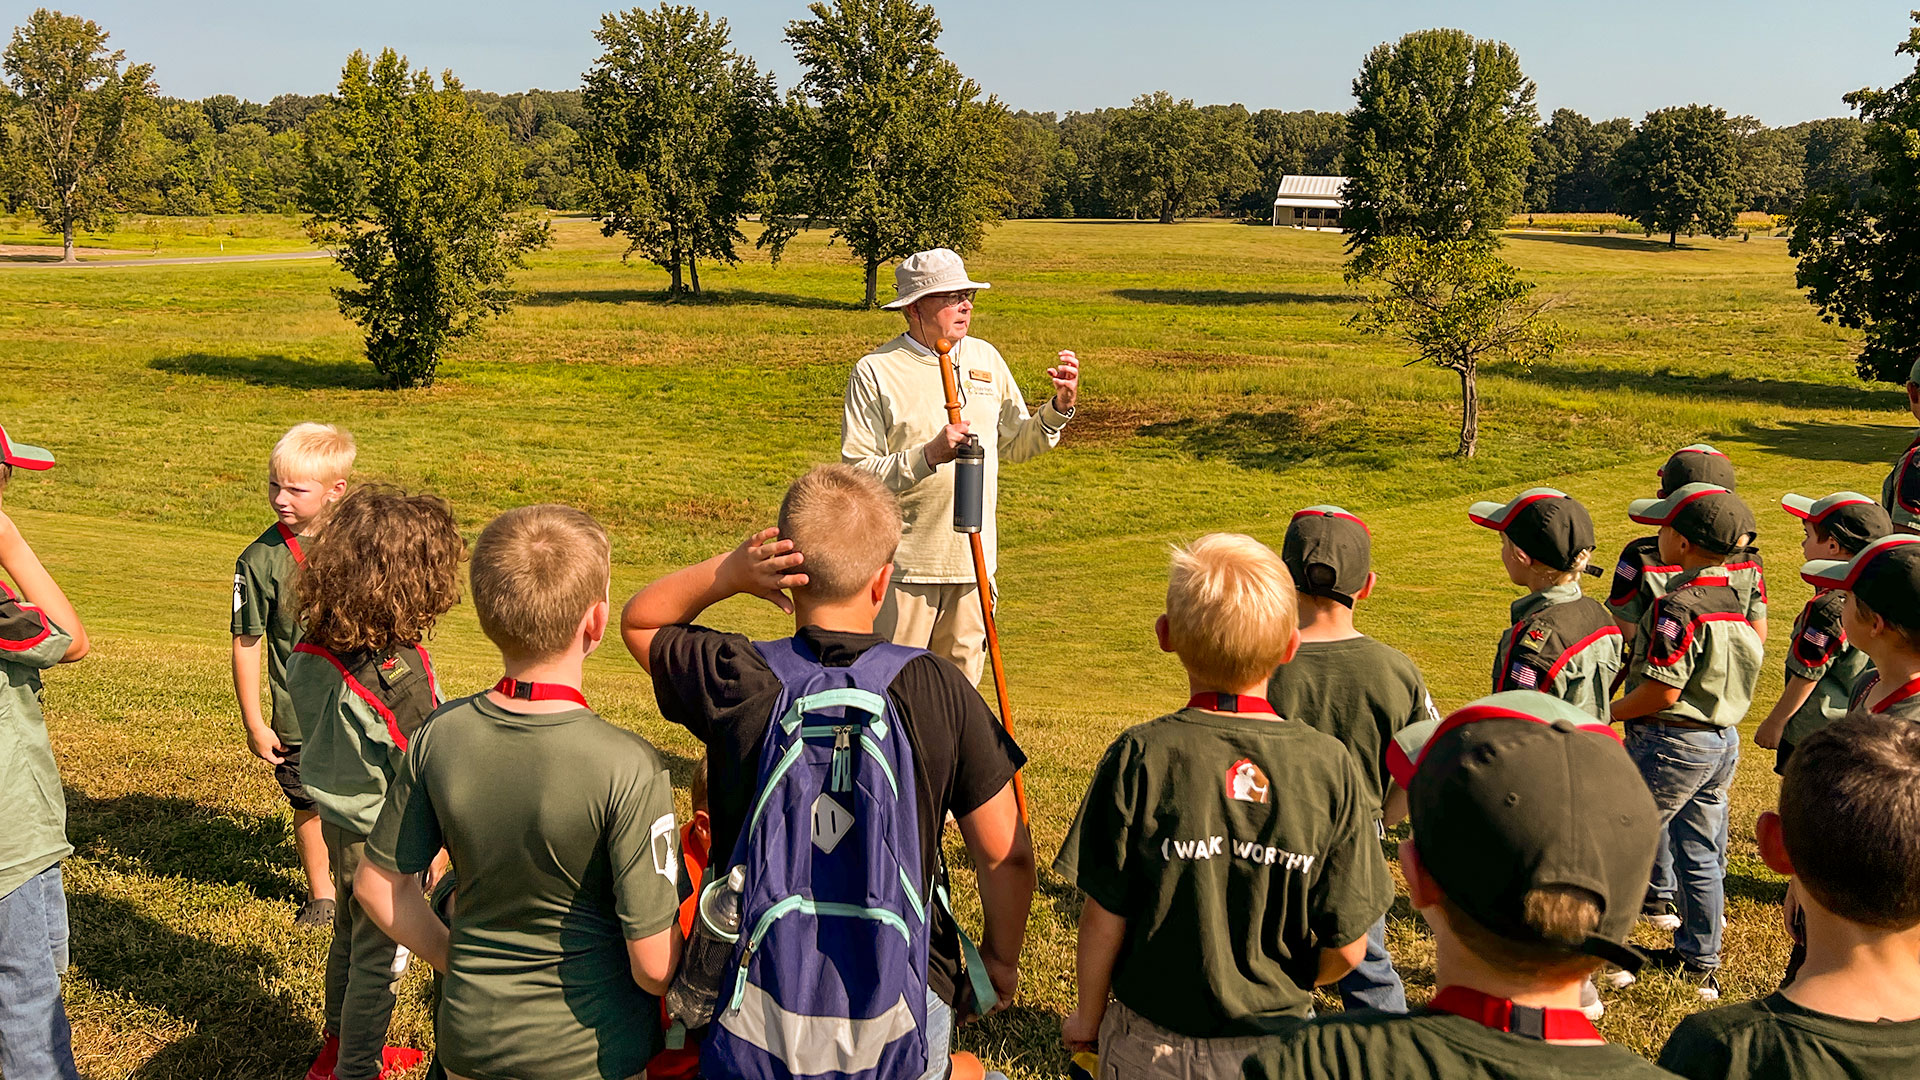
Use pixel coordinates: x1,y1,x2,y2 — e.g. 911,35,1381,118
926,290,976,307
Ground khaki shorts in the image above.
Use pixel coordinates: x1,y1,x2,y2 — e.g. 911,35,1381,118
1097,999,1269,1080
876,581,990,686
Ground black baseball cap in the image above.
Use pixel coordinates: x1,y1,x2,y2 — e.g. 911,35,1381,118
1657,444,1735,497
1629,483,1757,556
1467,488,1596,572
1802,535,1920,622
1407,691,1659,972
1782,491,1892,553
1283,506,1371,606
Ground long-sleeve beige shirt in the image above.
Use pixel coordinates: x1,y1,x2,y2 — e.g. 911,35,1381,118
842,332,1070,582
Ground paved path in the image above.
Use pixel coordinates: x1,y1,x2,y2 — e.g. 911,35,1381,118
0,250,331,269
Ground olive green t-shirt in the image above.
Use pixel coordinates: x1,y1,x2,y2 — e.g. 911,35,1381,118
1657,991,1920,1080
366,694,680,1080
1267,636,1441,819
232,523,306,743
1244,1009,1680,1080
0,584,74,902
1779,590,1870,765
1053,707,1391,1038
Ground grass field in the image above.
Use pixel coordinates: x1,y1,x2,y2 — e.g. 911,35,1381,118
0,214,1899,1078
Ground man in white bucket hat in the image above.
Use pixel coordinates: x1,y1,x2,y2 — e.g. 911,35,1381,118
840,247,1081,684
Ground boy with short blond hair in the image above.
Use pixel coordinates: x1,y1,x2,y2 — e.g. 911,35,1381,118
0,426,90,1080
1267,506,1439,1014
231,421,355,927
1058,533,1390,1080
1658,713,1920,1078
358,504,683,1080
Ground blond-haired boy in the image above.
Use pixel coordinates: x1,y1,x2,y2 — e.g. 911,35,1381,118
1055,533,1390,1080
231,422,354,927
358,504,682,1080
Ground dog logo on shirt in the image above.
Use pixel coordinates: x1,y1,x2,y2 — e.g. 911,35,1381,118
1225,758,1270,804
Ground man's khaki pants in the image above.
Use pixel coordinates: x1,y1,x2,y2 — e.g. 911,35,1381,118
877,581,988,685
1097,999,1269,1080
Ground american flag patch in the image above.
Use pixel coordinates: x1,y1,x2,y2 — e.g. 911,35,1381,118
1657,616,1685,642
1508,663,1542,689
1802,627,1832,649
1616,561,1639,581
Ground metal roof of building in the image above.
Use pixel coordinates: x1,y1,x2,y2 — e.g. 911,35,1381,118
1273,174,1348,206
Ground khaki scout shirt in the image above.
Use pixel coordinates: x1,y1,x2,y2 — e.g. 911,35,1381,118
841,333,1070,582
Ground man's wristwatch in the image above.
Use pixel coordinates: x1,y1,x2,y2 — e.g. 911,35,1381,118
1049,399,1076,420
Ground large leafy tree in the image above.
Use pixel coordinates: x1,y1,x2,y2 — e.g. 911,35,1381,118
1098,91,1254,223
1,8,155,262
582,4,774,297
1523,109,1629,213
1610,105,1739,246
1792,14,1920,383
1348,238,1562,458
760,0,1006,307
1342,28,1536,248
302,49,549,389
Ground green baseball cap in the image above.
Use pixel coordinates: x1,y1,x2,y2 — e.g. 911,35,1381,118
1782,491,1892,553
1628,483,1757,556
1467,488,1596,572
1802,535,1920,621
1283,505,1371,606
1408,691,1658,972
0,424,55,471
1657,444,1735,497
1908,357,1920,386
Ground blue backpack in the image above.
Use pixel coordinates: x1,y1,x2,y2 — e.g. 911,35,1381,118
702,637,934,1080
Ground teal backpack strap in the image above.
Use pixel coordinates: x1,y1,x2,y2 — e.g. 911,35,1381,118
936,881,998,1015
665,1019,687,1051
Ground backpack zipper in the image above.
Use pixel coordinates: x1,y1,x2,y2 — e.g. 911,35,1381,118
728,896,913,1013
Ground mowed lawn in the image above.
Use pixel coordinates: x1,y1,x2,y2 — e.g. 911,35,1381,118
0,216,1901,1078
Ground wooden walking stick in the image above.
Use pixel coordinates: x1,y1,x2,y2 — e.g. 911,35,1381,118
936,337,1028,823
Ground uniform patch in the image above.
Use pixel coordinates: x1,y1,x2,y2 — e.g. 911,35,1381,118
968,368,993,385
1508,662,1542,689
1422,692,1442,724
1801,626,1831,649
1656,615,1685,644
233,572,246,613
1615,561,1639,581
1527,626,1548,641
1225,758,1270,804
650,813,677,882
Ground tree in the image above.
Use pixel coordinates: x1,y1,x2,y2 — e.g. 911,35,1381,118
1041,109,1119,217
1792,14,1920,383
581,4,773,297
0,9,155,262
1342,28,1536,248
1347,238,1562,457
997,112,1056,218
1098,92,1254,223
1523,109,1628,213
1733,116,1804,214
1797,117,1872,204
761,0,1007,307
1610,105,1740,245
1242,108,1345,217
302,49,549,389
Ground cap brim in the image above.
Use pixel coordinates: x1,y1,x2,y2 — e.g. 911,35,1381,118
1781,494,1816,519
1800,557,1852,590
1626,497,1663,524
1466,501,1508,529
882,279,992,310
1,441,55,470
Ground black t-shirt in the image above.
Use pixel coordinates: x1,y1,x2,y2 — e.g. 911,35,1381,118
1658,991,1920,1080
1245,1009,1679,1080
649,623,1026,1004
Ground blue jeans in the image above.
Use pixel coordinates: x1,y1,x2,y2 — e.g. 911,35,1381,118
1625,724,1738,969
1336,916,1406,1013
0,864,81,1080
918,989,952,1080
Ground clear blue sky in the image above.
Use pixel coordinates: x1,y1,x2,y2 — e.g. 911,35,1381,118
49,0,1913,125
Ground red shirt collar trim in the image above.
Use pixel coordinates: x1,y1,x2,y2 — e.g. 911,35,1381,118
1187,693,1277,716
494,677,589,707
1428,986,1603,1042
1875,673,1920,714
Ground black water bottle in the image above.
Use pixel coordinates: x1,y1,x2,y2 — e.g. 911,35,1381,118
665,864,744,1027
953,434,984,534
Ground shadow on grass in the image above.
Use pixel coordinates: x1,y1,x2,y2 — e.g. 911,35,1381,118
150,352,382,391
66,792,305,903
71,891,316,1079
1133,409,1410,474
1114,288,1359,307
521,287,863,311
1738,419,1914,465
955,1003,1069,1073
1506,231,1704,252
1518,363,1898,412
1726,870,1788,907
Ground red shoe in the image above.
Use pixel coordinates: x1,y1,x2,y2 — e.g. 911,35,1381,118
305,1033,340,1080
378,1046,424,1078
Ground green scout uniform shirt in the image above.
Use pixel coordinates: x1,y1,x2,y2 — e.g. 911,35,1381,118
1244,1009,1679,1080
366,694,680,1080
232,523,307,744
1493,584,1623,723
290,644,440,836
1607,535,1768,631
1658,991,1920,1080
1629,568,1766,729
1052,707,1391,1038
1844,669,1920,724
1882,431,1920,531
0,583,75,902
1779,590,1870,763
1267,636,1441,820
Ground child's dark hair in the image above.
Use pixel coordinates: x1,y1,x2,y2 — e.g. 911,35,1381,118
1852,592,1920,651
296,486,466,655
1782,715,1920,930
1807,518,1872,557
0,463,12,492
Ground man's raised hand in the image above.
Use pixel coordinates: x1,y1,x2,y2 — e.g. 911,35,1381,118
726,527,808,613
1048,350,1080,412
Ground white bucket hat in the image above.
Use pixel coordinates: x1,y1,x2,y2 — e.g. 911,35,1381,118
882,248,991,310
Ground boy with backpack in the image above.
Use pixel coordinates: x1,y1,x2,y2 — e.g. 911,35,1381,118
624,464,1035,1080
1267,505,1440,1014
1657,713,1920,1078
1058,532,1391,1079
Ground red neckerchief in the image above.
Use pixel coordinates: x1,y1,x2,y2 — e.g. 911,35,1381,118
1187,693,1278,716
1872,673,1920,714
1429,986,1603,1042
275,522,306,565
493,677,589,707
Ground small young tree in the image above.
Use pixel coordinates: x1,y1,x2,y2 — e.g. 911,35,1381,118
301,49,549,389
761,0,1007,307
581,4,774,298
1610,105,1740,246
1,8,155,262
1098,91,1254,223
1347,238,1563,458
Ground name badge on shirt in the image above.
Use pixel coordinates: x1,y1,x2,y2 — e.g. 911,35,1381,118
968,369,993,385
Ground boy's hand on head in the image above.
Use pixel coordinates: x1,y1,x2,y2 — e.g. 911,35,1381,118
245,724,286,765
725,527,808,614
